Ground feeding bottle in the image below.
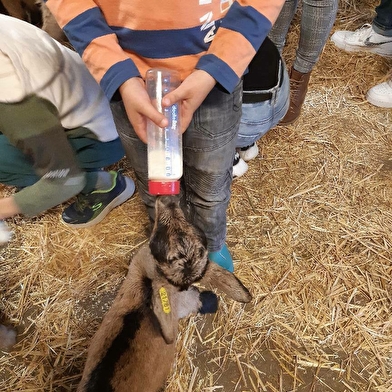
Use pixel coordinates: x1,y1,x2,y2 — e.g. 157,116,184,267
146,68,183,195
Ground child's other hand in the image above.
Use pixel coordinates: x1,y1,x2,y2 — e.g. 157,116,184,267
162,70,216,133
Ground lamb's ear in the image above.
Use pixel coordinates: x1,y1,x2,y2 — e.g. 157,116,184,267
199,262,252,303
151,279,178,344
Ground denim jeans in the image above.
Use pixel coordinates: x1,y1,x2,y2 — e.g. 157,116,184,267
374,0,392,36
112,82,242,252
269,0,338,73
237,60,290,148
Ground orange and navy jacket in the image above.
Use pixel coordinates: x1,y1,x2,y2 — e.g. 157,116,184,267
45,0,285,100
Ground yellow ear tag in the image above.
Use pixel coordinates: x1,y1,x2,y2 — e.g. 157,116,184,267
159,287,171,314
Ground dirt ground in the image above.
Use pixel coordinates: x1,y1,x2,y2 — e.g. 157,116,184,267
1,1,392,391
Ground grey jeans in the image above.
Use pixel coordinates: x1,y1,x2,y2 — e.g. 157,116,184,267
112,82,242,252
269,0,338,73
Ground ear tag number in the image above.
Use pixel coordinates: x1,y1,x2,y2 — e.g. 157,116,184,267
159,287,171,314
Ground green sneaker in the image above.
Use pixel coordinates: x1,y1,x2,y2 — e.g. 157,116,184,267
62,171,135,228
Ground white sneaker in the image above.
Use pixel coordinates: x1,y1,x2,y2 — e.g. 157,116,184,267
238,142,259,161
232,152,248,178
366,79,392,108
331,24,392,57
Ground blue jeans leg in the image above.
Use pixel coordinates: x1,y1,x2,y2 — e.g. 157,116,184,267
237,62,290,148
113,82,242,252
374,0,392,36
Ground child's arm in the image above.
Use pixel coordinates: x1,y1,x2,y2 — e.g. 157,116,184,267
45,0,285,97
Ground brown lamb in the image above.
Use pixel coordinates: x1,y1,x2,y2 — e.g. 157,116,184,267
0,0,66,43
77,196,252,392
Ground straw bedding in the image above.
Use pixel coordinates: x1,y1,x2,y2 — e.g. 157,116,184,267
1,0,391,390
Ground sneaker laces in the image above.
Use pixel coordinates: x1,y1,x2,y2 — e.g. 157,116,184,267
291,78,307,103
73,172,118,212
291,80,302,100
352,23,373,40
73,193,93,212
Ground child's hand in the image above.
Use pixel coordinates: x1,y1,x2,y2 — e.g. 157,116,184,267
119,71,215,142
119,77,168,143
162,70,216,133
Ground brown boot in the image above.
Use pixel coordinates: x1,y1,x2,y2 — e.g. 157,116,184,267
280,67,311,125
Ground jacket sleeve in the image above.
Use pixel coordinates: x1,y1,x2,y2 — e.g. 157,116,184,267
45,0,285,95
196,0,286,93
44,0,140,100
0,96,86,217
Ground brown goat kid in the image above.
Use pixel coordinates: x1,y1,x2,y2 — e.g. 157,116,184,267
77,196,252,392
0,0,66,43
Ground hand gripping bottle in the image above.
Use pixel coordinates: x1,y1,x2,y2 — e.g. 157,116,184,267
146,68,182,195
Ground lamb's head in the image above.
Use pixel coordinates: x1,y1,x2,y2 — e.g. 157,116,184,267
149,196,209,290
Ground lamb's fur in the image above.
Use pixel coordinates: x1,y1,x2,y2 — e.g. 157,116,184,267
0,0,38,22
77,245,205,392
0,0,66,43
77,196,251,392
39,1,66,43
149,196,210,289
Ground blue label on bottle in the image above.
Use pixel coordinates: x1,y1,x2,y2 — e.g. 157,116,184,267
162,103,179,177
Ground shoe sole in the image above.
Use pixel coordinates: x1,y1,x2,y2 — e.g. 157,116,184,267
331,40,392,58
366,95,392,108
279,116,299,126
63,177,136,228
279,108,301,125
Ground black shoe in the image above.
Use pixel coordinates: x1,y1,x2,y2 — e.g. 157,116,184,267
62,171,135,228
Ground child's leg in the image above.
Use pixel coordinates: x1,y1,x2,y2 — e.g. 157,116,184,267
295,0,338,74
182,83,242,254
0,134,39,187
61,137,134,227
111,85,242,254
238,38,290,150
268,0,299,52
0,134,125,191
67,136,125,193
110,101,155,220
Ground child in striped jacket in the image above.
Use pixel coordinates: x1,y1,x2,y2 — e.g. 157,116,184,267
45,0,286,272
